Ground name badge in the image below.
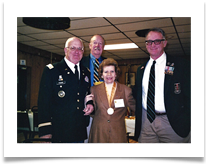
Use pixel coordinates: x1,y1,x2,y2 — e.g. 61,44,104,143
56,81,66,85
114,99,125,108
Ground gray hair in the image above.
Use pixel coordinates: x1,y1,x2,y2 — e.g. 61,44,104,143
90,34,105,45
145,28,166,39
65,37,84,48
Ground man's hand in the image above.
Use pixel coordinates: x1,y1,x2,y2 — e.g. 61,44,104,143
83,104,94,115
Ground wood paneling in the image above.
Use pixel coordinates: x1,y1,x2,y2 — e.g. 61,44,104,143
17,43,63,109
117,58,149,85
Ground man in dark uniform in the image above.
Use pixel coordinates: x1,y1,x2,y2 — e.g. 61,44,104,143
38,37,94,143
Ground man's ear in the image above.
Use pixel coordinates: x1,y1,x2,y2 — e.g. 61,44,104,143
163,40,168,48
64,47,67,54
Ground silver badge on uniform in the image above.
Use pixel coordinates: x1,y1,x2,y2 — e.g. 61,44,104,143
174,83,181,94
58,90,65,98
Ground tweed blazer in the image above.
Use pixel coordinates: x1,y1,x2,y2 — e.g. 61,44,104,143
88,82,135,143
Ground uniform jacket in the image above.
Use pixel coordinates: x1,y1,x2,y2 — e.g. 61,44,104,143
38,59,91,143
88,82,135,143
133,55,191,139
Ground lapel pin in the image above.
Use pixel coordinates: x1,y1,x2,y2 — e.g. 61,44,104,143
85,76,89,83
58,75,63,81
174,83,181,94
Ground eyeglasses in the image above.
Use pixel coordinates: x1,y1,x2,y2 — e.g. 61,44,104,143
91,41,103,46
145,39,165,46
67,46,84,52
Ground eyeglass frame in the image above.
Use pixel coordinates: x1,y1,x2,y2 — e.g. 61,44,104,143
66,46,84,52
145,39,165,46
91,41,104,46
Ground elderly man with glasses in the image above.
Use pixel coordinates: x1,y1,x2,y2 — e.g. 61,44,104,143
133,28,191,143
38,37,94,143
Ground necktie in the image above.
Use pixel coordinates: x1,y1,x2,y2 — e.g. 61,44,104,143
147,60,156,123
93,59,100,84
74,65,79,80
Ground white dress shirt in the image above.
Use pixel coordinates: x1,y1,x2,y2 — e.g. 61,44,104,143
142,53,166,113
64,57,80,79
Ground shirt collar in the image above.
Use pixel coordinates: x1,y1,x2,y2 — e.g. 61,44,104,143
90,54,101,62
90,54,95,61
64,57,80,70
150,52,166,65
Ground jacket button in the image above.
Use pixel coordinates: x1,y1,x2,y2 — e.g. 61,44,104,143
107,120,110,123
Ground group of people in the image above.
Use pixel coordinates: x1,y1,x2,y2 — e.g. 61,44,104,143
38,28,191,143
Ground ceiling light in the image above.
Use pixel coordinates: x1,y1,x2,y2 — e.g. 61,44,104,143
104,43,138,50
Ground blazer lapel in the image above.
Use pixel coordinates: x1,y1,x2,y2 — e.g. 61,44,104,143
85,55,90,69
79,65,85,85
80,63,89,85
57,59,73,75
111,83,122,108
164,56,174,96
97,83,109,109
138,62,147,86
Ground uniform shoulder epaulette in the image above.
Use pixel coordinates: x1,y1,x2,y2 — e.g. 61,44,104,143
46,64,54,69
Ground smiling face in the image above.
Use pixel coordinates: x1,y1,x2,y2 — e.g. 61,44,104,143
102,65,116,84
145,31,167,60
64,37,84,64
89,35,105,59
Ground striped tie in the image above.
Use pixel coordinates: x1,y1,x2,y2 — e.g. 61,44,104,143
93,59,100,84
147,60,156,123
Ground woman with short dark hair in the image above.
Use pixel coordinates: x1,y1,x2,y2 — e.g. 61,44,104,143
88,58,135,143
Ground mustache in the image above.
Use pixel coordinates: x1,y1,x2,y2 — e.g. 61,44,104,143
94,47,100,50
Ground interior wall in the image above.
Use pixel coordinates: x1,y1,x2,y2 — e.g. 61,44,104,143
17,43,63,109
117,58,149,84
